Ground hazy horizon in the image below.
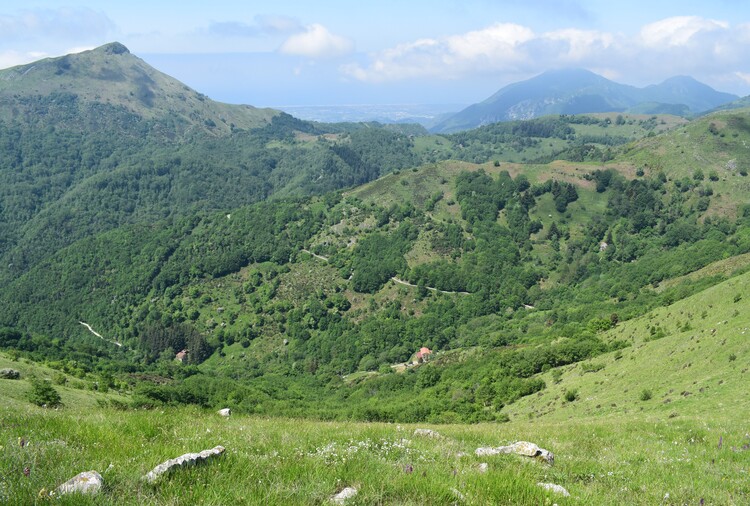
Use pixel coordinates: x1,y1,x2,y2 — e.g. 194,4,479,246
2,1,750,105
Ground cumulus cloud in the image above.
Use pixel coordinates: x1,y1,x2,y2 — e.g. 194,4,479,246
341,16,750,91
279,24,353,59
639,16,728,47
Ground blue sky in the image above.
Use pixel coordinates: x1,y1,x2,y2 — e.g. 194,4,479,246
2,1,750,105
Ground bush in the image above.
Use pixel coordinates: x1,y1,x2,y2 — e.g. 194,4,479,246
564,389,578,402
28,377,62,407
639,389,652,401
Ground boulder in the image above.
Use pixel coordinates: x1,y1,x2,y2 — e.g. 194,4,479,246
0,368,20,379
55,470,103,496
218,408,231,417
477,462,489,473
475,441,554,464
413,428,441,438
331,486,358,504
143,445,225,483
538,482,570,496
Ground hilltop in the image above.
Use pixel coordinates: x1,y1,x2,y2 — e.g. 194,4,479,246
0,42,277,136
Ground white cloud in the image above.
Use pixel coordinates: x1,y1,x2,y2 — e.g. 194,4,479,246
279,24,353,59
341,16,750,93
542,29,614,61
0,50,45,69
639,16,728,48
445,23,534,62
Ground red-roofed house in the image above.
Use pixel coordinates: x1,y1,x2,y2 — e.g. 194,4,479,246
413,347,432,365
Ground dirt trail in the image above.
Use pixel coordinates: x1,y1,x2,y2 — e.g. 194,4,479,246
80,321,122,347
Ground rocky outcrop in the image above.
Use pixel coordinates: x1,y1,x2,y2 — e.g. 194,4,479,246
55,470,103,496
217,408,231,417
475,441,554,464
0,368,20,379
143,446,225,483
331,486,358,504
538,482,570,496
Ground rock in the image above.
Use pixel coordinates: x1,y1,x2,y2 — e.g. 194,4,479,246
450,487,466,502
538,482,570,496
331,486,358,504
475,441,554,464
0,368,20,379
55,470,103,496
218,408,231,417
143,445,225,483
477,462,489,473
413,428,441,438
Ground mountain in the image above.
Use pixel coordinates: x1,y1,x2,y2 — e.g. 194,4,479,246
640,75,738,114
431,69,738,133
0,43,423,281
0,42,277,136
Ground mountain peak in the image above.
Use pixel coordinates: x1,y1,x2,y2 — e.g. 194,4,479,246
95,41,130,56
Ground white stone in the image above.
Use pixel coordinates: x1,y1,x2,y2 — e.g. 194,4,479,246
475,441,554,464
413,428,441,438
451,487,466,502
218,408,231,417
55,470,103,496
538,482,570,496
331,486,358,504
478,462,489,473
143,446,225,483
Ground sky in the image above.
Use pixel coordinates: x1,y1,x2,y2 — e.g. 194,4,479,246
2,1,750,106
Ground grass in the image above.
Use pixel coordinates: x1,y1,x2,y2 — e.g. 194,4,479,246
2,391,747,504
3,268,750,504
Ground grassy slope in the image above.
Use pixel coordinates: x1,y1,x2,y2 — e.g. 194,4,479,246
2,269,750,504
0,42,277,135
617,108,750,216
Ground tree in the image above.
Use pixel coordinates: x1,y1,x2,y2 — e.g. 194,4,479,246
28,377,62,407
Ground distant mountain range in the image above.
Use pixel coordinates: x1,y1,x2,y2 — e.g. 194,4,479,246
431,69,739,133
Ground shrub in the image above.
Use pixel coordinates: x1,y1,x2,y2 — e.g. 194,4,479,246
28,377,62,407
639,389,652,401
564,389,578,402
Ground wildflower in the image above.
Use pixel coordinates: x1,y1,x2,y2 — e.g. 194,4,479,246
404,464,413,474
718,436,723,449
23,467,30,477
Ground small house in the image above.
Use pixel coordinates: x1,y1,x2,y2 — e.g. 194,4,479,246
413,347,432,365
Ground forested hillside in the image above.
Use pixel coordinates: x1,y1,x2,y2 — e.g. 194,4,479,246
2,45,750,425
2,107,750,422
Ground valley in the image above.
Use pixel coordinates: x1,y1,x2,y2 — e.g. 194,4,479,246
1,42,749,504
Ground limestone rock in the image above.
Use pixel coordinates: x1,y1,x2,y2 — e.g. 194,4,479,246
538,482,570,496
143,445,225,483
218,408,231,417
55,470,103,496
477,462,489,473
413,428,441,438
475,441,554,464
331,486,358,504
0,368,20,379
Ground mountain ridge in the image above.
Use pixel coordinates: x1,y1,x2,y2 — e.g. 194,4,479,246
432,69,738,133
0,42,278,136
